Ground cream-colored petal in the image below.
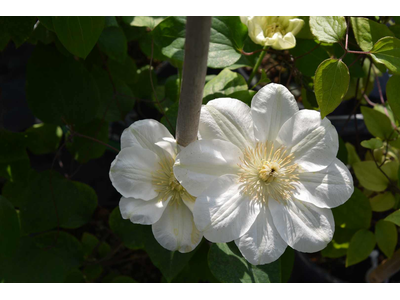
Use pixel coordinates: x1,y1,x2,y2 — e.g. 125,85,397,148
235,205,287,265
119,195,169,225
276,109,338,172
194,174,261,243
174,139,242,197
109,146,159,200
293,158,354,208
152,201,202,253
251,83,299,143
199,98,255,151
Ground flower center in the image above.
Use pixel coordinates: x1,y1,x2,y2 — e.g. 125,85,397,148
152,156,195,205
263,18,286,37
238,141,299,203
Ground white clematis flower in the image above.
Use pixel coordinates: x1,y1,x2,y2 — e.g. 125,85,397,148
109,119,202,253
240,16,304,50
174,83,354,265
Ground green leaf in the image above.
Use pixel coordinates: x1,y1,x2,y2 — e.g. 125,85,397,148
229,90,256,106
290,39,329,77
346,229,376,267
81,232,110,260
109,207,145,250
361,106,394,139
353,161,391,192
375,220,397,258
124,16,166,30
345,142,360,166
0,196,20,258
309,16,347,44
387,75,400,122
66,119,109,163
321,228,352,258
361,138,383,150
0,159,30,182
28,22,55,45
112,276,137,283
0,237,70,283
34,231,84,270
0,230,82,283
132,65,158,99
208,242,281,283
15,171,97,233
322,240,349,258
203,68,248,102
109,207,195,281
370,192,395,212
92,65,135,122
208,17,248,68
52,16,105,59
25,123,62,155
0,17,36,48
370,37,400,75
385,209,400,226
333,188,372,230
280,247,295,283
142,224,196,282
38,17,54,32
314,58,350,118
83,264,103,282
64,269,86,283
152,17,248,69
251,69,271,88
0,129,28,164
26,43,100,126
390,25,400,39
104,16,118,28
171,242,218,283
98,26,127,63
351,17,395,52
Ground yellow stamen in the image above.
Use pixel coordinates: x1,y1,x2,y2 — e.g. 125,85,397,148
238,141,299,203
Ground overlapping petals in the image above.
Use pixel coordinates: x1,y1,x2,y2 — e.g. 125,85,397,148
174,83,353,264
110,119,202,253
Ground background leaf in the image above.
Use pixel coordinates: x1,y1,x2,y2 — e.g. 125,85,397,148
314,58,350,118
309,16,347,44
351,17,395,52
0,196,20,258
370,37,400,75
52,16,105,59
26,43,101,125
375,220,397,258
208,242,281,283
346,229,376,267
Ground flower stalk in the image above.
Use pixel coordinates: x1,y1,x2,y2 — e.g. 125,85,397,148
176,16,212,147
247,46,268,85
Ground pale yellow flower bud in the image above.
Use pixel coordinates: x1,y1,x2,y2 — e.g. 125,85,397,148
240,16,304,50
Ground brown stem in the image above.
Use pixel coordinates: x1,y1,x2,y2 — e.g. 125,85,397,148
368,248,400,283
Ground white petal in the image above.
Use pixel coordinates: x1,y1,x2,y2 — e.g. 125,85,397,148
269,197,334,253
119,196,169,225
293,158,354,208
109,146,159,200
235,205,287,265
276,109,338,172
120,119,174,154
199,98,255,150
251,83,299,143
274,32,297,50
174,139,242,197
194,174,261,243
152,202,202,253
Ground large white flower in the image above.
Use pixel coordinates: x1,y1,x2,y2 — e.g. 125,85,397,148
240,16,304,50
109,120,202,253
174,83,354,265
